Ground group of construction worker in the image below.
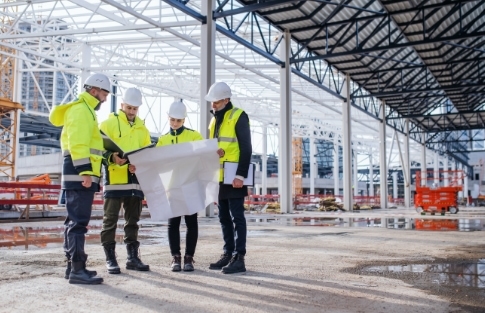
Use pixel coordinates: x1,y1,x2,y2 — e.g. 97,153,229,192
49,73,252,284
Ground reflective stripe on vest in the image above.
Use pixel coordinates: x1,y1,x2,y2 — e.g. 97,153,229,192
104,184,142,191
218,137,238,142
63,148,103,157
72,157,90,167
62,175,100,184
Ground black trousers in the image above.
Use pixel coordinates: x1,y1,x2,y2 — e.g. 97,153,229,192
167,213,198,256
218,197,246,256
63,189,95,262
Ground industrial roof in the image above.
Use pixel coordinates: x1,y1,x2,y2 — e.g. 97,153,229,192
0,0,483,167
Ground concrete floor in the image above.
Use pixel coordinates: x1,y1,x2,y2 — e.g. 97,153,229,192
0,208,484,313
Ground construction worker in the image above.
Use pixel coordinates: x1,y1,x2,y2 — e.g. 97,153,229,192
205,82,252,274
99,87,151,274
49,73,110,284
156,100,203,272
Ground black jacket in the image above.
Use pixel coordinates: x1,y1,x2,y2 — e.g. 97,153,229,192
212,102,252,200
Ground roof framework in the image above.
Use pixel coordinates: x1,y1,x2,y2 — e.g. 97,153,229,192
0,0,482,170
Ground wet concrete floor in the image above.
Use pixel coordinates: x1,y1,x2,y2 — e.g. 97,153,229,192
1,214,484,250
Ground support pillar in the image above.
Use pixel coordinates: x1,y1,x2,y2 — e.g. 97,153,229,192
403,119,411,208
262,124,268,196
464,166,469,205
200,0,215,138
200,0,215,217
369,153,374,197
421,144,427,187
443,156,449,187
278,29,292,213
353,151,358,196
333,136,339,196
392,171,398,200
379,102,388,209
434,152,439,186
310,137,316,195
343,73,353,211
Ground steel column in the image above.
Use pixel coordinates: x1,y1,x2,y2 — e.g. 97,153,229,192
421,144,427,187
443,156,449,186
434,152,439,186
200,0,215,138
404,118,411,208
369,153,374,196
279,30,292,213
343,73,353,211
379,102,388,209
333,136,339,196
392,171,398,200
353,151,358,197
262,124,268,196
310,137,316,195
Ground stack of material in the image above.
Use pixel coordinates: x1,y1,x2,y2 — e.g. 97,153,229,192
264,203,281,213
318,197,345,211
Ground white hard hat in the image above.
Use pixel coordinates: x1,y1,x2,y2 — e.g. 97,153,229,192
84,73,111,92
168,101,187,119
204,82,232,102
122,87,143,107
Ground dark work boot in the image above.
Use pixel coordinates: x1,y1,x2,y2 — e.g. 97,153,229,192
126,242,150,271
222,254,246,274
64,260,97,279
183,255,195,272
103,243,121,274
171,255,182,272
209,253,231,270
69,261,103,285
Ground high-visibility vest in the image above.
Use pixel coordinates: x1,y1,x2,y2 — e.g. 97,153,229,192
209,107,244,182
49,92,104,191
99,111,151,198
156,126,203,146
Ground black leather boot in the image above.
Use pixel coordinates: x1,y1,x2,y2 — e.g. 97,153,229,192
209,253,231,270
69,261,103,285
126,242,150,271
171,255,182,272
64,260,97,279
103,243,121,274
183,255,195,272
222,254,246,274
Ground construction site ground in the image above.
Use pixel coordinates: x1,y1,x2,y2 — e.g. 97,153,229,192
0,207,484,313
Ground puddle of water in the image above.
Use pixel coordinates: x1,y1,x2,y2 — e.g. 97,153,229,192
363,260,485,289
247,217,485,231
0,224,168,250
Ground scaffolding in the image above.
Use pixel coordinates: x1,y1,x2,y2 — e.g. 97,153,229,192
0,1,22,179
0,98,23,179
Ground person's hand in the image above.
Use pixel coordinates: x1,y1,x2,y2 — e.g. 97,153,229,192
81,175,92,188
113,152,127,166
217,148,225,158
129,164,136,174
232,177,243,188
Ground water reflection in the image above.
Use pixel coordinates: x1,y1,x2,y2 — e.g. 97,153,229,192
364,260,485,289
0,224,167,250
247,217,485,231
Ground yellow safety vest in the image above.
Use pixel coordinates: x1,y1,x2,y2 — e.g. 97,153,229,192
156,126,203,146
99,111,151,196
209,107,244,182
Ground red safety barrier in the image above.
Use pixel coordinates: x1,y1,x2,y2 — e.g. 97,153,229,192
0,182,147,219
